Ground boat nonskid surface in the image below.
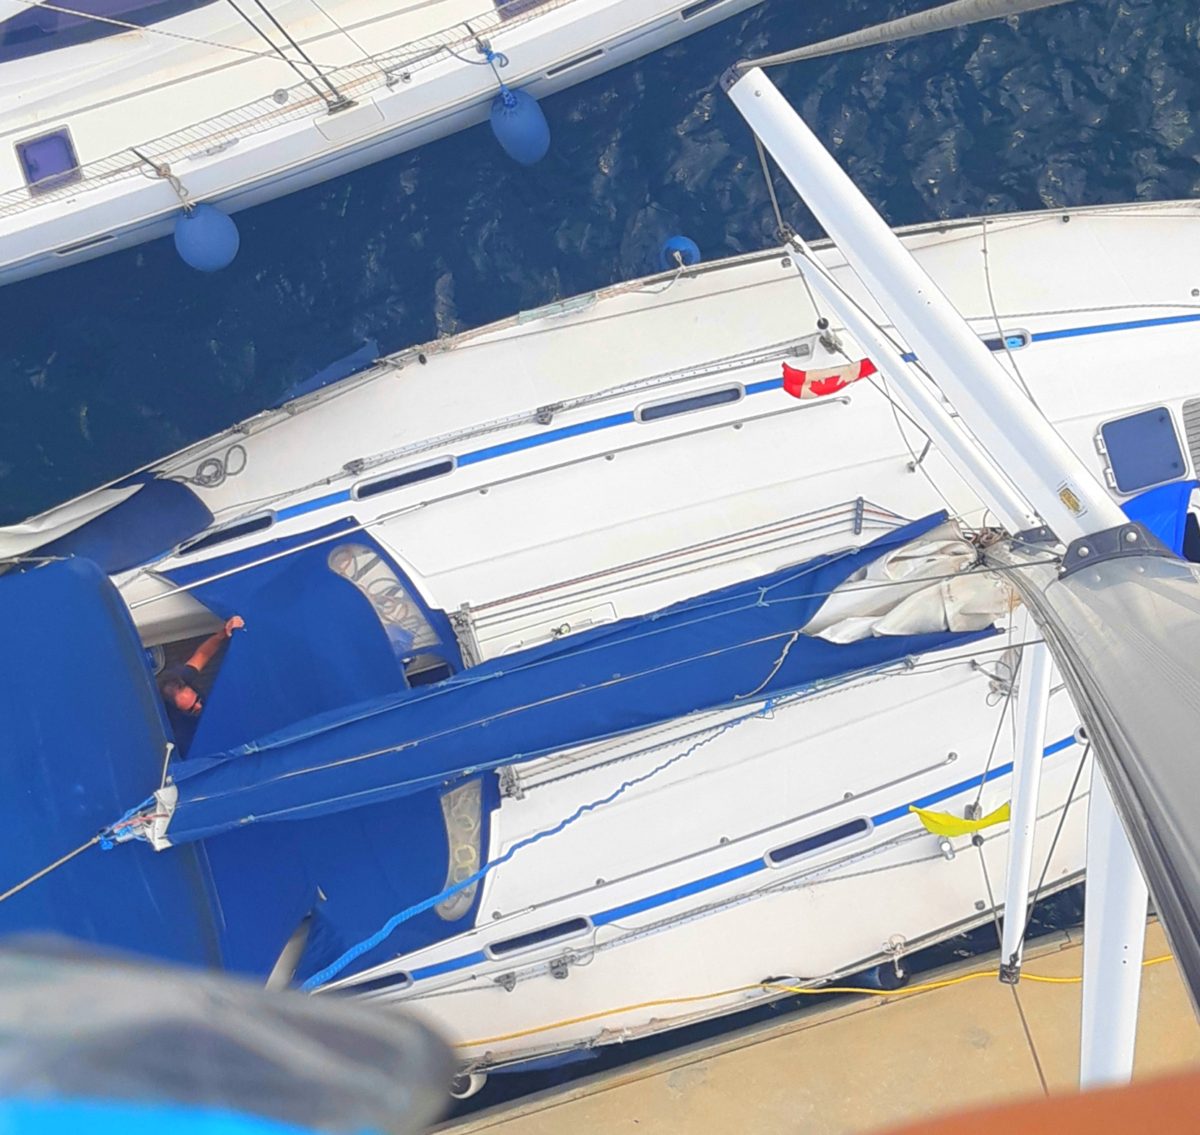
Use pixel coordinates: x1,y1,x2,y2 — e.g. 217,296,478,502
334,643,1088,1063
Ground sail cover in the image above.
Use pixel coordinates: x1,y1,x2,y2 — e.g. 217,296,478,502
162,520,425,757
0,559,221,964
154,512,997,846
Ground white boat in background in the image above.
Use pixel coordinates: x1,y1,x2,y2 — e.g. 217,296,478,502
3,189,1199,1087
0,0,760,283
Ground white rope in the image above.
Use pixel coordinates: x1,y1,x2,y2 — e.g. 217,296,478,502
735,630,799,699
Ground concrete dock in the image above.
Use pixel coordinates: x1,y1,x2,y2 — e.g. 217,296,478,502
442,921,1200,1134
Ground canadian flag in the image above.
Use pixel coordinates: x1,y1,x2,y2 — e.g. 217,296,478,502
782,357,877,399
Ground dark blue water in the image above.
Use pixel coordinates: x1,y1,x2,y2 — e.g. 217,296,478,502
2,0,1197,524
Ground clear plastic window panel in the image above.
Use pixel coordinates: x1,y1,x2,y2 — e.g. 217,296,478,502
436,779,482,921
327,543,440,658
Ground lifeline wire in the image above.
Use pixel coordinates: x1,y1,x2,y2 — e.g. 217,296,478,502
302,701,773,990
973,830,1050,1095
452,954,1174,1049
1016,743,1091,951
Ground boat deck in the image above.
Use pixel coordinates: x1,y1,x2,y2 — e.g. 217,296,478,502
439,920,1199,1134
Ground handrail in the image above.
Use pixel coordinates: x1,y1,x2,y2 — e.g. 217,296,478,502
0,0,575,219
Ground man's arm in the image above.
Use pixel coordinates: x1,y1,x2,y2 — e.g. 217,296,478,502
185,616,245,673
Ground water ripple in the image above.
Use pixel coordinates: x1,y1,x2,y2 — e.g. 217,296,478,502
1,0,1196,522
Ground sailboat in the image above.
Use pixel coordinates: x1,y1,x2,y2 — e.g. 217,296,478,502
0,0,763,284
2,0,1198,1098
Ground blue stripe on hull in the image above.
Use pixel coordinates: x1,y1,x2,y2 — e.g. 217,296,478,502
406,734,1079,984
260,309,1200,527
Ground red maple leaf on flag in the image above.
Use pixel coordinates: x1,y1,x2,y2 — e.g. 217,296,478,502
782,358,877,399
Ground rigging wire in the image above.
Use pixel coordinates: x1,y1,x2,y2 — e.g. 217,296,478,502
973,814,1051,1094
450,954,1175,1049
222,0,347,108
303,0,376,67
1016,742,1092,949
733,0,1079,72
244,0,348,103
8,0,341,64
971,664,1019,809
758,201,980,523
980,216,1037,401
752,131,793,247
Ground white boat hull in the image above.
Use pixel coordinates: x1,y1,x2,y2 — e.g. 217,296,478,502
0,0,763,285
8,199,1199,1070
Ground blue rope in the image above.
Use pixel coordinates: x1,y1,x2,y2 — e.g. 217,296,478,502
299,700,773,991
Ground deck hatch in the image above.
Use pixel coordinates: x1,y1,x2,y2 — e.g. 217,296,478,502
636,384,744,423
765,818,871,867
1098,407,1186,494
487,917,591,958
16,128,81,195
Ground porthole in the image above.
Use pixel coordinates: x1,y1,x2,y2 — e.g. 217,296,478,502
636,384,743,423
353,456,455,500
348,970,412,995
765,818,871,867
682,0,727,18
487,917,591,959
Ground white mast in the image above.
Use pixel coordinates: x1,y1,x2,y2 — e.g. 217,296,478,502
726,65,1148,1085
727,70,1117,545
778,231,1036,533
998,640,1052,981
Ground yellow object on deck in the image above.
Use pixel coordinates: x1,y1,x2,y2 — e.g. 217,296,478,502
909,801,1010,837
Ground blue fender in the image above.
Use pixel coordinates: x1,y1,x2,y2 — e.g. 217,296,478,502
490,87,551,165
658,235,701,271
174,203,240,272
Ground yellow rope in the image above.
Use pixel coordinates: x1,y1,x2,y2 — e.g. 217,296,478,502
453,953,1175,1048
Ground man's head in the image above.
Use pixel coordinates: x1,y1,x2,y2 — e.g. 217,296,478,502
161,677,202,716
